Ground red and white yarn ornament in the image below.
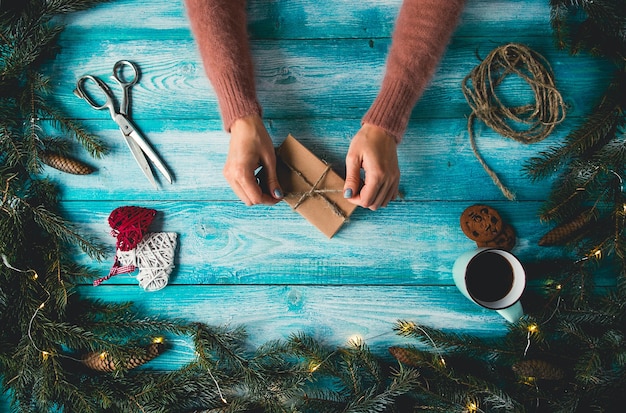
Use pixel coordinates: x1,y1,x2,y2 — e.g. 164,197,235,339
117,232,177,291
94,206,177,291
108,206,156,251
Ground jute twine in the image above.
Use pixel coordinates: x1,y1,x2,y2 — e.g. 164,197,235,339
462,43,566,200
282,162,347,220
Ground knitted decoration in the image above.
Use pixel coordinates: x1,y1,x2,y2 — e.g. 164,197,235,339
117,232,178,292
94,232,177,291
94,206,176,290
108,206,157,251
82,342,165,372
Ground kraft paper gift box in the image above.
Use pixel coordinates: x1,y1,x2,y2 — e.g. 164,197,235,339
276,134,357,238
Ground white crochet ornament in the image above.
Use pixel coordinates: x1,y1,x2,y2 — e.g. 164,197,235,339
116,232,178,291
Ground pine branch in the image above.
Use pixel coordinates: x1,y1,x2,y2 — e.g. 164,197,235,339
524,77,622,182
39,101,108,158
394,320,510,360
344,367,420,413
30,204,106,261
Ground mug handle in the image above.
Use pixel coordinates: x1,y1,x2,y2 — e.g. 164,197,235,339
496,301,524,323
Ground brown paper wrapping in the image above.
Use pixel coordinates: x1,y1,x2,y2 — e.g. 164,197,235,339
276,134,357,238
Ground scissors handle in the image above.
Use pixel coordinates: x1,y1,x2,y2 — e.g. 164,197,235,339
74,75,117,117
112,60,140,116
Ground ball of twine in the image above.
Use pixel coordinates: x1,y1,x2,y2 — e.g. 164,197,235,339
462,43,566,200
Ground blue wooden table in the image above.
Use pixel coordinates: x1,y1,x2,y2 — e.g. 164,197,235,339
21,0,613,375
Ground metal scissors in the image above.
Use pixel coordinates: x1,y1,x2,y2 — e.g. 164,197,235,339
74,60,173,189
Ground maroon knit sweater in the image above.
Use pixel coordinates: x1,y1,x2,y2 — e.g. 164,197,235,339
185,0,465,142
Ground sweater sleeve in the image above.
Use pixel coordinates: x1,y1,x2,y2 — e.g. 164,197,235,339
185,0,261,131
362,0,466,142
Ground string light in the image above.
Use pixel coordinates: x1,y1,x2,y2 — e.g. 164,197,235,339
2,254,86,363
152,336,164,344
347,334,363,345
206,364,227,404
524,324,539,357
592,248,602,260
610,169,624,192
194,349,227,404
411,323,447,367
523,376,537,386
466,400,479,413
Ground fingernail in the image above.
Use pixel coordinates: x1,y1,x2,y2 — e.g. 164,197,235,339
343,188,353,198
273,188,283,199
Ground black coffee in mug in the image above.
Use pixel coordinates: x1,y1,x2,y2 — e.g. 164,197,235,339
465,251,514,303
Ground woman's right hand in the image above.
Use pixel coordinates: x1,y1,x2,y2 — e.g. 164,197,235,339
223,114,283,205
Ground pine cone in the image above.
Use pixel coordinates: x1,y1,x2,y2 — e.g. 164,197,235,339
82,342,164,372
538,209,594,246
388,346,425,367
126,342,164,369
82,350,116,372
512,359,565,380
40,151,95,175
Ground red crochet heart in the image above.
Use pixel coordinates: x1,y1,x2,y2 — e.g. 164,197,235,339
108,206,157,251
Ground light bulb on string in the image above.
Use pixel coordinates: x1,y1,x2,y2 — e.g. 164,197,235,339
592,248,602,260
523,323,540,357
406,322,447,367
1,254,85,363
466,399,479,413
347,334,363,346
575,247,603,264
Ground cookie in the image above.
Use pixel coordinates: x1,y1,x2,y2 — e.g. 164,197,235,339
477,223,516,251
460,204,503,242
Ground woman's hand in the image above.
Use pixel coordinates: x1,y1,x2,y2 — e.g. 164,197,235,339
223,114,283,205
343,123,400,210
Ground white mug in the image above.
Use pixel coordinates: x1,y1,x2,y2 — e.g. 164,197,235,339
452,248,525,323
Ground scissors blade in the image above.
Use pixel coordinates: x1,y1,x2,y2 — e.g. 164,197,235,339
122,134,158,189
113,113,173,185
127,129,173,185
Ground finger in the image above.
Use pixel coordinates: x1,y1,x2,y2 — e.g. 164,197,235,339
228,180,253,206
260,154,283,200
358,173,384,209
343,153,362,200
238,170,270,205
380,182,399,208
370,183,391,211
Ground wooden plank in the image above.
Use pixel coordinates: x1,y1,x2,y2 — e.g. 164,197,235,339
63,200,574,286
75,284,513,366
46,117,563,202
46,36,612,123
58,0,553,40
3,0,615,408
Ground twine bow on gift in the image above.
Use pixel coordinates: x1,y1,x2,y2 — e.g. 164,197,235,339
282,161,347,220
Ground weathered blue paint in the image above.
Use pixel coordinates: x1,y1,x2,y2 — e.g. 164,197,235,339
0,1,611,407
47,0,608,347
